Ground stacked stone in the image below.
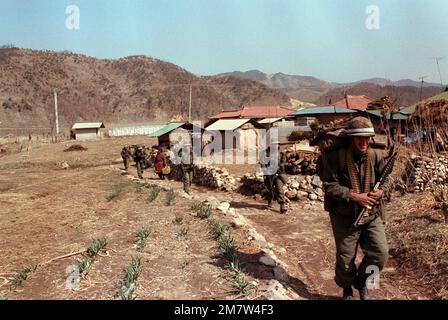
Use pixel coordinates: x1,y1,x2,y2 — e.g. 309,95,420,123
241,172,324,202
169,164,238,191
406,154,448,192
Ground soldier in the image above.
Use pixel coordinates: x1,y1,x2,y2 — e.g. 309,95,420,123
260,140,288,214
120,145,134,171
321,116,390,300
180,140,194,194
132,144,147,179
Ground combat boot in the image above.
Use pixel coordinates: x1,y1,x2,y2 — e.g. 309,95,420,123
354,277,373,300
280,203,288,214
342,287,355,300
267,200,273,209
357,286,372,300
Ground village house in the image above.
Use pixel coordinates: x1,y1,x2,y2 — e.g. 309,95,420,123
70,122,106,141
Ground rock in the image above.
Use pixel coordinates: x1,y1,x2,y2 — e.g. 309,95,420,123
248,228,268,247
308,193,318,201
290,181,300,189
285,190,297,199
204,196,221,210
296,191,309,201
261,280,291,300
217,202,230,213
259,256,277,267
61,161,70,169
311,175,323,188
231,215,249,228
273,266,290,282
313,188,324,197
226,208,236,216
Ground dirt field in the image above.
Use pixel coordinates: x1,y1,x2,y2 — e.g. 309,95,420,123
0,136,435,300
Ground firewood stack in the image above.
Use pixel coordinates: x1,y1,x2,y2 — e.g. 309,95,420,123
367,96,396,111
283,150,318,175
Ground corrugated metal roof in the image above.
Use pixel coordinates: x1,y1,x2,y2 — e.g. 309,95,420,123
366,111,410,121
149,122,185,137
205,119,250,131
258,117,283,124
290,106,357,116
72,122,105,129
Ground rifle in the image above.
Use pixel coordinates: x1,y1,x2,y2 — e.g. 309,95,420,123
352,150,398,228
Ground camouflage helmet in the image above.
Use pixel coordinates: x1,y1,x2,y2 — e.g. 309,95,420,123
346,116,375,137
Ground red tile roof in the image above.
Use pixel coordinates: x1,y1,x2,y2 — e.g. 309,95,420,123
240,105,295,118
209,105,294,119
332,95,374,111
209,109,242,119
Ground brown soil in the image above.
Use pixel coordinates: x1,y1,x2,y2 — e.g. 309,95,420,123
0,136,436,300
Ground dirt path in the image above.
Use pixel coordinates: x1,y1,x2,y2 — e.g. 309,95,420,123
0,137,433,300
138,167,432,300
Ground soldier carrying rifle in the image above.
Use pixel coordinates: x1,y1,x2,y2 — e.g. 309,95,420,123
321,116,396,300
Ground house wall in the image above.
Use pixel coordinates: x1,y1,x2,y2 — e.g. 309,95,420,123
75,128,100,141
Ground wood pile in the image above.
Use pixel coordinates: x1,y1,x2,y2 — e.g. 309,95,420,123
367,96,396,111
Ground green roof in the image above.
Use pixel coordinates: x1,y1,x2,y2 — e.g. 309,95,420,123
149,122,185,137
366,111,410,121
401,91,448,114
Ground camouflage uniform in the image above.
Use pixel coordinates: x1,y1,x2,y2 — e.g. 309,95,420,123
180,144,194,194
121,145,135,171
261,146,288,213
132,145,147,179
321,117,390,300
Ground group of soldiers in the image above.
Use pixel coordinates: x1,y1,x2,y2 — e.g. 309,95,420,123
121,144,166,179
120,142,195,194
119,116,391,300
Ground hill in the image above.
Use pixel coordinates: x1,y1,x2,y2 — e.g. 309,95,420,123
219,70,443,107
0,48,290,133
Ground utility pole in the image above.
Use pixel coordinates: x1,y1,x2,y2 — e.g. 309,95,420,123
188,85,192,122
418,76,428,101
54,90,59,136
432,57,445,87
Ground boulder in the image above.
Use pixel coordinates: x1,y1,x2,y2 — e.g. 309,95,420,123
259,256,277,267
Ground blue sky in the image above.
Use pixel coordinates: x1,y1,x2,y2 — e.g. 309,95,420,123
0,0,447,83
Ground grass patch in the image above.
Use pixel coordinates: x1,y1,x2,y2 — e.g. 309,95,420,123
136,227,150,252
166,188,175,206
175,227,189,239
106,181,129,201
190,202,255,297
11,266,34,288
173,214,184,225
179,256,190,269
208,217,227,239
134,183,144,194
78,238,107,276
116,257,142,300
147,185,161,203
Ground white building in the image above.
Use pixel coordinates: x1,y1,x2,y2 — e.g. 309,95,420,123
71,122,105,141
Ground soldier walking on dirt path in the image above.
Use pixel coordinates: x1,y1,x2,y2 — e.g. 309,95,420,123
121,145,135,171
179,139,195,194
321,116,391,300
260,140,288,214
133,145,147,179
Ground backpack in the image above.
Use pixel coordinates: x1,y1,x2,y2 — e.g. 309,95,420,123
313,128,349,181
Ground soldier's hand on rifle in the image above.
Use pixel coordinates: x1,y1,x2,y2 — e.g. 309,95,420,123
367,189,383,201
350,192,377,210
